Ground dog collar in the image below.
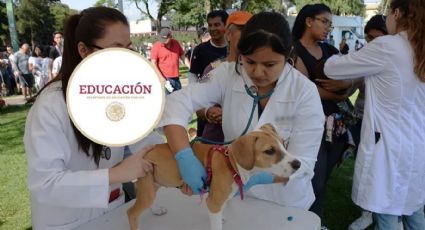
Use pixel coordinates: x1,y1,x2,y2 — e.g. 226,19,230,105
201,145,245,200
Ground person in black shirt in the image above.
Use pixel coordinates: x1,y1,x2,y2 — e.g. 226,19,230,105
189,10,228,137
292,4,357,229
48,31,63,81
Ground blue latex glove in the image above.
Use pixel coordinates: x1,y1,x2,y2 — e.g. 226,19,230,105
234,172,275,196
175,147,207,195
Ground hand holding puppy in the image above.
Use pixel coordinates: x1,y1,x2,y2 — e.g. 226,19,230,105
175,147,207,195
205,106,222,124
109,145,154,184
234,172,289,196
315,79,352,92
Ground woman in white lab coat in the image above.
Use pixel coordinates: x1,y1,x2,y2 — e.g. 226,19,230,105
324,0,425,229
158,12,325,209
24,7,162,229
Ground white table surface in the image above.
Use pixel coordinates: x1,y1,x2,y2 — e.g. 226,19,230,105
76,188,320,230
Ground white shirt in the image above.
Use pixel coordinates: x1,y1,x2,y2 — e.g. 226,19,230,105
158,61,325,209
41,57,50,77
52,56,62,76
324,32,425,215
29,56,42,70
24,81,164,229
8,53,16,71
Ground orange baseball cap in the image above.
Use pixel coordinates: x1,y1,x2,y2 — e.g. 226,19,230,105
225,11,253,28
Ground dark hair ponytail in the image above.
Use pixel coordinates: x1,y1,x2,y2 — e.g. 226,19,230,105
59,13,83,97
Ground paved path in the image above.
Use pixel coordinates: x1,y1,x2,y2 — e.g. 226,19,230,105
3,95,27,106
3,77,189,107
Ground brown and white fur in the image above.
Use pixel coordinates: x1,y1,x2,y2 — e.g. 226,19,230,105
127,123,301,230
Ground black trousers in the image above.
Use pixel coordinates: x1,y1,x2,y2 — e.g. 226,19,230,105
309,133,347,220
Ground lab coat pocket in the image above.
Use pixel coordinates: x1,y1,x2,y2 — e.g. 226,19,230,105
374,132,381,144
105,191,125,214
273,102,295,141
276,114,294,141
87,190,125,222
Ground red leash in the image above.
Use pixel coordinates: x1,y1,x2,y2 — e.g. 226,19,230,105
201,145,245,200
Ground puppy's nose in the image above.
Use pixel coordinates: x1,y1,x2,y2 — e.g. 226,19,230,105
291,160,301,170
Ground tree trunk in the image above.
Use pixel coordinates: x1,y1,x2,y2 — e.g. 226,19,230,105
30,20,34,48
155,20,161,33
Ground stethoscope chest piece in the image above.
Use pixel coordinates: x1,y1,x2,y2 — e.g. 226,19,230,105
101,146,111,160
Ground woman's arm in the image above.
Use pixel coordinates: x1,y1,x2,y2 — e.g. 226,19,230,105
163,125,190,154
316,86,348,101
108,146,153,184
325,37,390,79
295,57,349,101
158,62,230,149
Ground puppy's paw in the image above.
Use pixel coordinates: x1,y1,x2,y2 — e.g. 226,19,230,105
150,204,167,216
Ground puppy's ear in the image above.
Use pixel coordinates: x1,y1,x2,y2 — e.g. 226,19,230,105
260,123,277,134
260,123,284,144
229,134,257,170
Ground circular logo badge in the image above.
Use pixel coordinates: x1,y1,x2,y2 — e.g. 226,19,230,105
105,101,125,122
67,48,164,146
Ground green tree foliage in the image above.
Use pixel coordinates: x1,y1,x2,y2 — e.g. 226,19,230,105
244,0,284,14
0,1,10,45
215,0,232,9
171,0,206,30
169,0,284,30
292,0,365,16
12,0,74,46
50,2,77,33
15,0,55,46
210,0,284,13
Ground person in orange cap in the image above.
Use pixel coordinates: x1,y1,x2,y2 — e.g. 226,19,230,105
224,11,253,62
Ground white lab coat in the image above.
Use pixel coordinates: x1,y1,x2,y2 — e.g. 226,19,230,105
158,61,325,209
24,81,164,229
324,32,425,215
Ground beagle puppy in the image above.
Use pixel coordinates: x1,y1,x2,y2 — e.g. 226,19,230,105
127,123,301,230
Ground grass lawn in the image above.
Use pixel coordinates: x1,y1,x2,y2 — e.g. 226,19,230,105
0,105,32,230
0,99,367,229
179,65,189,76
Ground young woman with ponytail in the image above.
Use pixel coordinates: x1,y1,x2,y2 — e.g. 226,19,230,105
24,7,161,229
324,0,425,229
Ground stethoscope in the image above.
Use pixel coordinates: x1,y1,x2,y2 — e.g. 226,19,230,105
101,146,111,160
190,63,294,146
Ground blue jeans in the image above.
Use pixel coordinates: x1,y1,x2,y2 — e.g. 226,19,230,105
373,207,425,230
165,77,181,95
